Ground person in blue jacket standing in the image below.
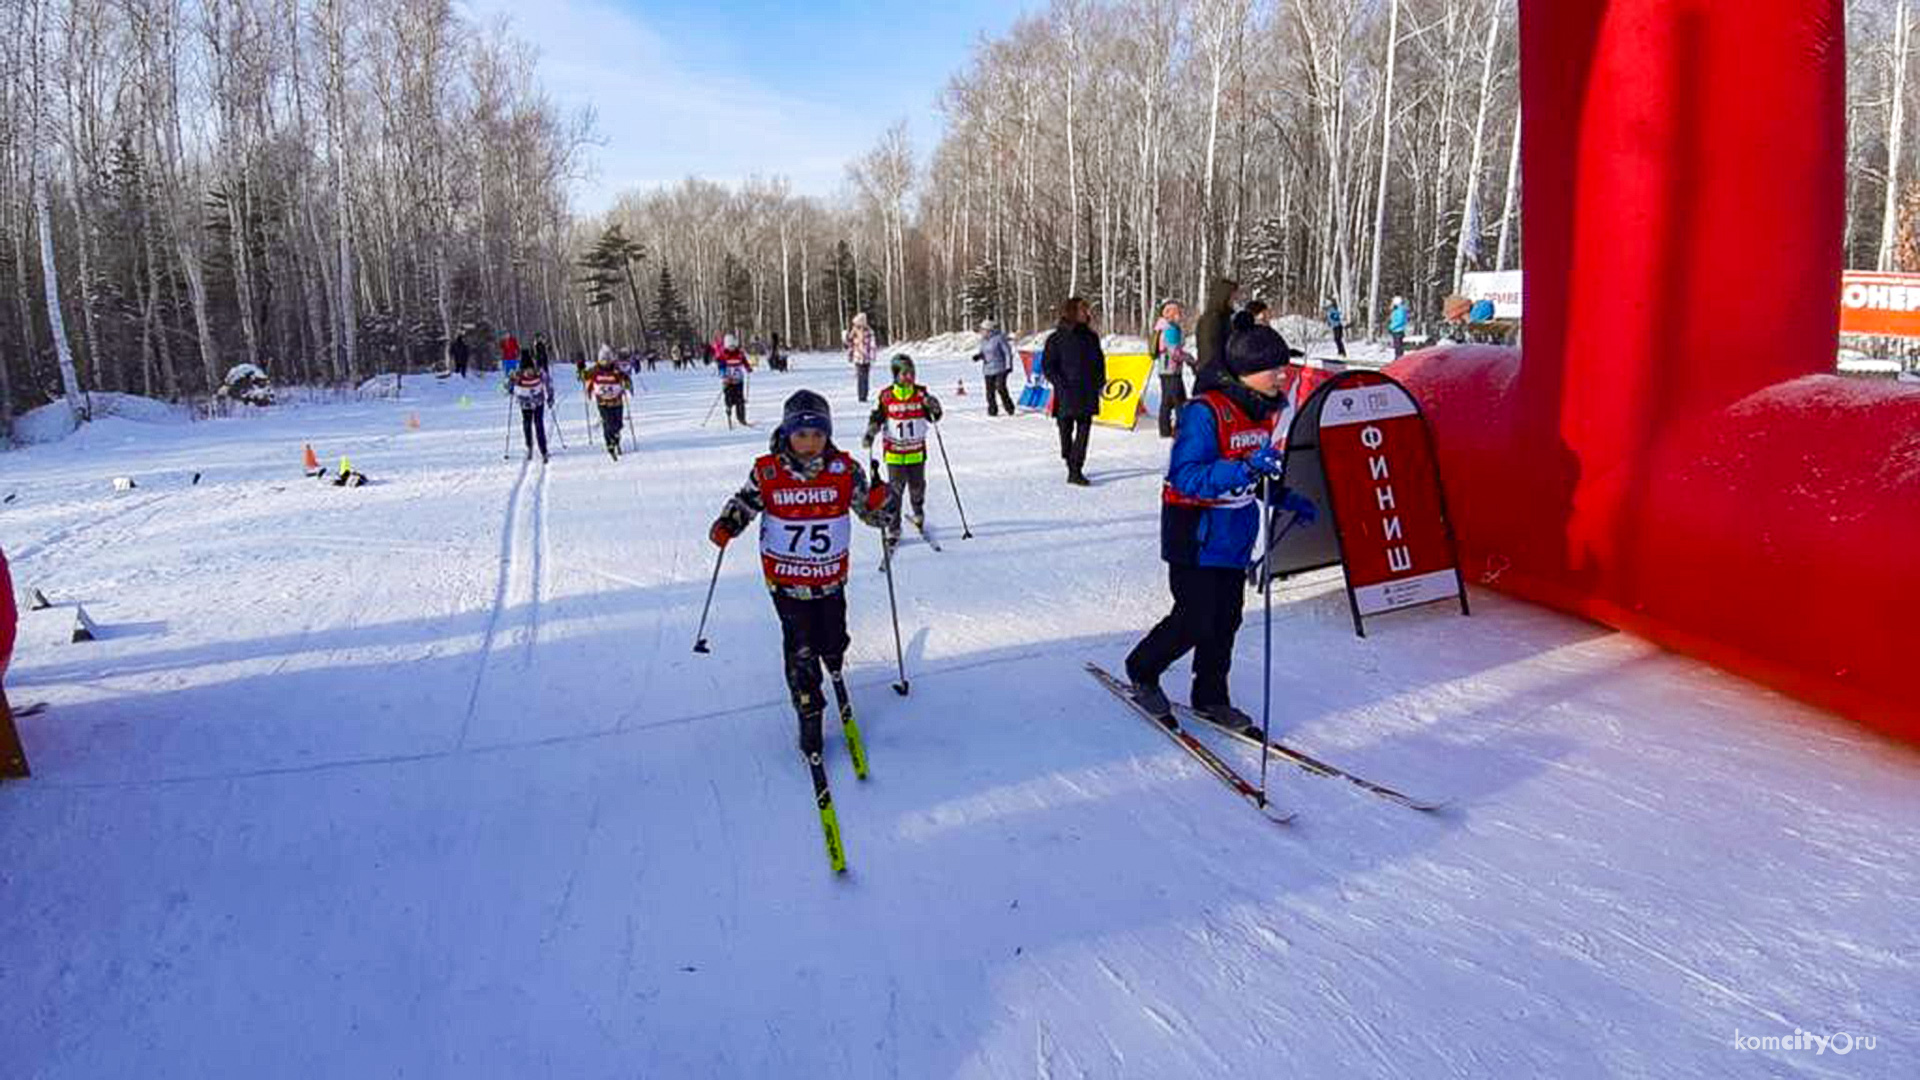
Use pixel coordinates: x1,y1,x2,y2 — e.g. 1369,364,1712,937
1122,322,1317,734
1389,295,1410,358
1326,297,1347,358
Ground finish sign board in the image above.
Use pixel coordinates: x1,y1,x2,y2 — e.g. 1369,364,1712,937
1263,370,1468,637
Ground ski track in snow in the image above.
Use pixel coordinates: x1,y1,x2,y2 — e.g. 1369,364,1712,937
1,355,1916,1079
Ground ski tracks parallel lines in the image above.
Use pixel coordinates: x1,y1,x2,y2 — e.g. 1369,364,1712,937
457,459,532,749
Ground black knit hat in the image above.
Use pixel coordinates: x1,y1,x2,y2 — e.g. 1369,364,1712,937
780,389,832,438
1225,325,1303,377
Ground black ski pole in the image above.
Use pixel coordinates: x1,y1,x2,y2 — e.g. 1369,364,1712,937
930,420,972,539
691,544,727,653
1258,478,1275,804
547,397,568,450
625,392,638,453
1254,480,1304,804
872,458,909,695
702,385,724,428
502,396,514,460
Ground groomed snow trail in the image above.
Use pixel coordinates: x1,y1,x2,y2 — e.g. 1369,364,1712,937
1,356,1914,1079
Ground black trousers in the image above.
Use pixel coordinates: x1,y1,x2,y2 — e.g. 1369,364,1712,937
856,363,872,402
985,371,1016,415
772,591,850,750
1125,563,1248,709
724,381,746,424
1056,415,1091,477
520,405,548,455
1157,372,1188,438
598,403,624,448
886,461,927,525
1331,325,1347,357
1391,331,1406,359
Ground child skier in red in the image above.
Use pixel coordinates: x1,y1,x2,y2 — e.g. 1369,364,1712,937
584,345,633,458
709,389,898,758
861,354,944,542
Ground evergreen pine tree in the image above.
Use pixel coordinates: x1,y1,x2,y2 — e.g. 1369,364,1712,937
962,256,1002,325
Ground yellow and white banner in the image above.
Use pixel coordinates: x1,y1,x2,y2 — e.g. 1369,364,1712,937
1095,353,1153,429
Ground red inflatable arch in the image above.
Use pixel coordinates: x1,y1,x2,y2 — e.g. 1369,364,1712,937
1391,0,1920,738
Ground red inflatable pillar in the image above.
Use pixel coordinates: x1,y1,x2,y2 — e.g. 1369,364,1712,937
1399,1,1920,734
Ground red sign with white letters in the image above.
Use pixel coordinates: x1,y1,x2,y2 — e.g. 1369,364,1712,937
1311,371,1466,630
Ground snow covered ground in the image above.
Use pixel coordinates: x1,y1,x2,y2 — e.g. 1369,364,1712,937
2,353,1914,1078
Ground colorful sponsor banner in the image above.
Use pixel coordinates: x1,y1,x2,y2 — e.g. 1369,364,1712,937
1017,349,1051,412
1840,270,1920,338
1095,353,1153,429
1313,371,1468,633
1460,270,1523,319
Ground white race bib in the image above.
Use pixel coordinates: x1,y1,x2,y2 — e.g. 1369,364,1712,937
888,417,928,444
759,514,852,565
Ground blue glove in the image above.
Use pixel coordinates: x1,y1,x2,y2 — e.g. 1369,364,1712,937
1245,444,1284,479
1279,488,1317,526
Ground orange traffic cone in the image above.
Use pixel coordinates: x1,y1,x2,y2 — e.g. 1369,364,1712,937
406,412,421,430
302,444,321,475
956,379,967,396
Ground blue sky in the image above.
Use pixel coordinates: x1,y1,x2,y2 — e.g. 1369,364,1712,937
464,0,1035,213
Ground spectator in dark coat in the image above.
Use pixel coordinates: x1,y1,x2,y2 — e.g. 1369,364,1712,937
1040,297,1105,486
1193,277,1240,378
449,333,471,377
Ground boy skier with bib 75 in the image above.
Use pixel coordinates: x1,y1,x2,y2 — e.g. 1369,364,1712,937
710,390,899,762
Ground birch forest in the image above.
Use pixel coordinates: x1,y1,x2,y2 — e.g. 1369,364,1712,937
2,0,1915,438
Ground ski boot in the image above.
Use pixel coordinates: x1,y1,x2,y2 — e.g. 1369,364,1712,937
1196,701,1265,740
1126,675,1176,729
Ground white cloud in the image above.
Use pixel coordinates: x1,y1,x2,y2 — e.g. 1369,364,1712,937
461,0,866,214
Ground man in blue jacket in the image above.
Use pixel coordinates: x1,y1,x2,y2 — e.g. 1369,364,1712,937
1389,295,1410,358
1123,323,1317,733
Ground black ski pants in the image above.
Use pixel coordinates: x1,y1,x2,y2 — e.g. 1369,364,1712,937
772,591,850,751
598,403,624,449
1125,563,1248,710
520,404,549,456
985,371,1016,415
724,381,747,425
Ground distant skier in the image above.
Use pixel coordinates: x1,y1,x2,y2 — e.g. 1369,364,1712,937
506,360,553,462
530,332,553,373
708,390,898,756
862,354,944,542
1122,322,1317,734
500,331,522,371
1389,296,1410,358
718,333,753,426
585,345,634,459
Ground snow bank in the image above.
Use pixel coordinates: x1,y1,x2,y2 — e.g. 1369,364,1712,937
9,393,188,445
356,373,403,397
